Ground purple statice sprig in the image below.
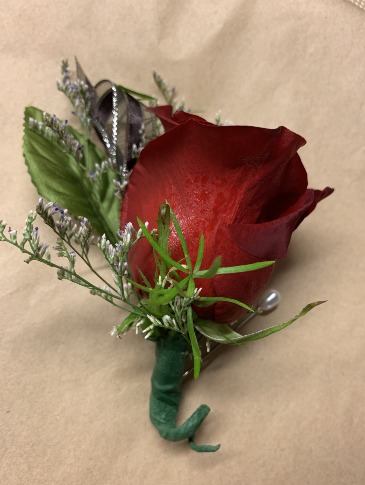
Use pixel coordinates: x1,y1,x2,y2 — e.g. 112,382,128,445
28,113,85,166
0,199,145,314
153,71,187,112
153,70,230,125
57,59,91,135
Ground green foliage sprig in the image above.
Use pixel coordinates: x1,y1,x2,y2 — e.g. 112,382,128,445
0,200,323,380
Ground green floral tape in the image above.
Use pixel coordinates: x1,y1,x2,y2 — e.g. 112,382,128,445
149,334,220,452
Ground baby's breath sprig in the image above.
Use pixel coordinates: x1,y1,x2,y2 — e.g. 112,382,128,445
99,222,150,305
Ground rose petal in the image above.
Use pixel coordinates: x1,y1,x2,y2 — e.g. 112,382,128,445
121,120,308,233
121,118,333,323
147,105,212,132
229,187,334,260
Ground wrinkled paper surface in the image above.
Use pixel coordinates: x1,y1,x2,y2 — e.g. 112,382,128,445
1,1,364,483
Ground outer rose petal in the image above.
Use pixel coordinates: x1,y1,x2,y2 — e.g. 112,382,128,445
147,105,212,132
121,119,333,323
210,187,333,322
229,187,334,260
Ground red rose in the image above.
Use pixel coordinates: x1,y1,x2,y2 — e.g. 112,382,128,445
120,107,333,323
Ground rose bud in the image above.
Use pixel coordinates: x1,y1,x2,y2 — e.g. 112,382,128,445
120,108,333,323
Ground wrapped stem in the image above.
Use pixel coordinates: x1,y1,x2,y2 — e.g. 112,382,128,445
149,333,220,452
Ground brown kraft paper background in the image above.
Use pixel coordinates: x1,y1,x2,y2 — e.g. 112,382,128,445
1,1,364,484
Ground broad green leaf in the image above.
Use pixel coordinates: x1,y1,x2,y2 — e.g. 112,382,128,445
187,307,201,379
196,296,254,312
23,106,119,242
137,218,188,273
195,301,325,345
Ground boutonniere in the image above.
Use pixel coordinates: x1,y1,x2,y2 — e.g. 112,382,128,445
0,60,333,452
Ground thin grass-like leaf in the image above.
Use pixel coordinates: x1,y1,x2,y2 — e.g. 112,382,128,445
187,307,201,379
138,269,152,289
171,279,189,297
168,269,183,282
186,277,196,298
194,256,221,279
137,218,188,273
157,203,171,280
195,301,325,344
215,261,275,275
117,84,157,102
169,206,192,271
116,312,140,335
126,277,155,293
196,296,254,312
150,286,178,305
193,234,205,273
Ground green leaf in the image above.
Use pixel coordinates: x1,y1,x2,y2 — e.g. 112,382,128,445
117,84,157,103
156,204,170,280
215,261,275,275
196,296,254,312
167,274,194,297
193,234,205,273
23,106,119,242
126,277,155,293
96,167,120,239
157,203,171,253
171,278,190,297
150,286,178,305
194,260,274,277
116,312,140,334
127,276,186,303
169,205,192,271
138,269,152,289
187,307,201,379
194,256,221,279
186,277,196,297
195,301,326,345
137,218,188,273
